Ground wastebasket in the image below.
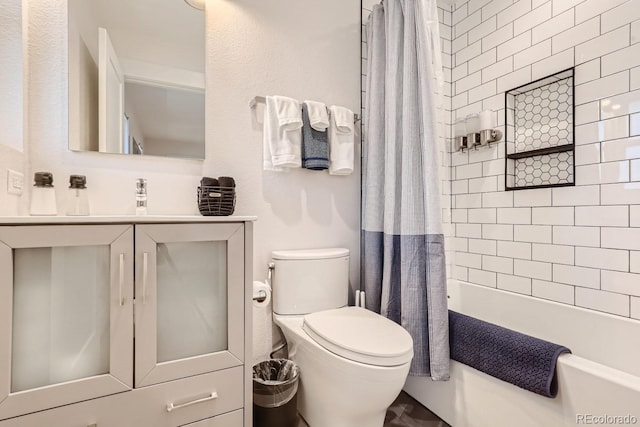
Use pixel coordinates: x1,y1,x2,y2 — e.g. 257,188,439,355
252,359,300,427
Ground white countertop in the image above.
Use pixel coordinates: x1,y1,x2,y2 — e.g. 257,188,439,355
0,215,257,225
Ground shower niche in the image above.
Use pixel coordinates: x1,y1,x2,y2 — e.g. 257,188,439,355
504,68,575,190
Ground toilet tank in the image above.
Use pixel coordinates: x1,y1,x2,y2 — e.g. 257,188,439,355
272,248,349,315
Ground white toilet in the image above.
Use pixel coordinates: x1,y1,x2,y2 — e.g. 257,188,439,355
271,248,413,427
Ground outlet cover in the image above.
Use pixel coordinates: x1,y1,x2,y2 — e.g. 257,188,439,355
7,169,24,195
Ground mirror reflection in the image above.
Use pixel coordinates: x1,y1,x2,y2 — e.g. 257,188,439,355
68,0,205,159
0,0,23,153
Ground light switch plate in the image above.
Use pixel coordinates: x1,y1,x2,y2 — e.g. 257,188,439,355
7,169,24,195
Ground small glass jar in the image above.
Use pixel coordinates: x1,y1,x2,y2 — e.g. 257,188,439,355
29,172,57,216
66,175,90,216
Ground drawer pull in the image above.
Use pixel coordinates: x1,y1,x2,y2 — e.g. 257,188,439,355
166,392,218,412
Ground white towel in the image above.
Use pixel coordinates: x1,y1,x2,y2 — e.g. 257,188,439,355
329,105,355,175
262,99,284,171
303,100,330,131
263,96,303,170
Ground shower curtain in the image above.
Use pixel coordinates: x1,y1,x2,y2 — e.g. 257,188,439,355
362,0,449,379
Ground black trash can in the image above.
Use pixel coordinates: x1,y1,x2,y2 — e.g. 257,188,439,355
253,359,300,427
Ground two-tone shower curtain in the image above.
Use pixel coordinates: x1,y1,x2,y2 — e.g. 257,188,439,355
362,0,449,379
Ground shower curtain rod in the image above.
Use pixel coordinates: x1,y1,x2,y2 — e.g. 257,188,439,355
249,96,360,123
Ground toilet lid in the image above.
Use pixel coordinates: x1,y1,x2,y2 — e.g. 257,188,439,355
302,307,414,366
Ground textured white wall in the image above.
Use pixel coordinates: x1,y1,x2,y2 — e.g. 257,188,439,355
0,0,27,216
0,0,23,154
0,146,27,216
25,0,361,361
206,0,362,361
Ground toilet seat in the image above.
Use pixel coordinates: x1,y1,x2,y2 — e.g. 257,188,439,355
302,306,414,367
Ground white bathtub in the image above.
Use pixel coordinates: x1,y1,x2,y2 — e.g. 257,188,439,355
404,280,640,427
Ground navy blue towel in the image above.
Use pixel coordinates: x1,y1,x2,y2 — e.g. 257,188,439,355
449,310,571,398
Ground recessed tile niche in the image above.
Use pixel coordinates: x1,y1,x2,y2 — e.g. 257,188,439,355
505,68,575,191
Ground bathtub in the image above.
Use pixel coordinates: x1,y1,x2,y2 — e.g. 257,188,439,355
404,280,640,427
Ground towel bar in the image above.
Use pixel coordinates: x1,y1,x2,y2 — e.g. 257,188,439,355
250,96,360,123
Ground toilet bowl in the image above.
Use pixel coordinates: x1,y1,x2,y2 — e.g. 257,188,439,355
274,308,412,427
270,248,414,427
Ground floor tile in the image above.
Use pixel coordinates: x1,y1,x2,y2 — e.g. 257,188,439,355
384,392,451,427
295,391,449,427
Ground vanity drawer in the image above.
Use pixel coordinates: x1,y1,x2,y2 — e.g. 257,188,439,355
181,409,243,427
139,366,244,426
0,367,244,427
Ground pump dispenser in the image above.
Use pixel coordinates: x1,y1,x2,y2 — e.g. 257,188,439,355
66,175,90,216
136,178,148,215
29,172,57,216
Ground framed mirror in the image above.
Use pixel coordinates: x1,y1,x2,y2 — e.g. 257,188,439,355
0,0,24,153
67,0,205,160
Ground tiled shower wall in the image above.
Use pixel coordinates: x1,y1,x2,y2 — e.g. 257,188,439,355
450,0,640,319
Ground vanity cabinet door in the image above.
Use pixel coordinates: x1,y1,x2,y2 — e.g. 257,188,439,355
134,223,244,387
0,225,134,420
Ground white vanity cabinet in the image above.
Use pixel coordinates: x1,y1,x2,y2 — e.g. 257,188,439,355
134,223,245,388
0,225,134,420
0,217,254,427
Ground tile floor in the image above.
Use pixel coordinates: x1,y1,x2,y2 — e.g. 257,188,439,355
296,391,450,427
383,392,450,427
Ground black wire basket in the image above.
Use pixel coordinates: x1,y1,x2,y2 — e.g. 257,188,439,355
197,186,236,216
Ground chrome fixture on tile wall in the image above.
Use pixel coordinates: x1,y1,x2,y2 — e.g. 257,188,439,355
454,110,503,152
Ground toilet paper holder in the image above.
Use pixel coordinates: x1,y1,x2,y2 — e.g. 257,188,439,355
253,263,275,302
254,290,268,303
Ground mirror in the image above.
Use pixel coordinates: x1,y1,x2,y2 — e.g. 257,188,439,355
67,0,205,160
0,0,23,153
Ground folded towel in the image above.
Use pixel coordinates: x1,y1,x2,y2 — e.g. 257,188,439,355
449,310,571,398
217,176,236,188
265,96,302,168
262,97,284,172
200,177,219,187
301,104,329,170
328,105,355,175
304,100,330,131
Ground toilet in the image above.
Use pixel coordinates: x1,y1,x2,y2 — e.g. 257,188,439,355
271,248,413,427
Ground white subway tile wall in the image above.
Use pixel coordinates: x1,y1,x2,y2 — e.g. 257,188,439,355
469,268,498,287
497,240,532,259
469,238,497,254
533,279,575,304
553,264,600,288
362,0,640,320
575,287,630,316
633,297,640,318
498,272,532,294
552,225,600,247
448,0,640,320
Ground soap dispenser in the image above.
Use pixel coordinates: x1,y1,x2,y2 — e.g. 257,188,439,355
136,178,148,215
29,172,57,216
66,175,90,216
